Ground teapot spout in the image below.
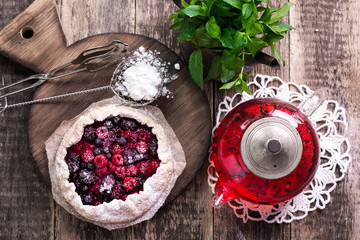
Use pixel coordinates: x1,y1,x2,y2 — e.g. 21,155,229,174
211,180,237,208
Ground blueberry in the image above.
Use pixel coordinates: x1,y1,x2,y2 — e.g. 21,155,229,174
81,184,89,192
103,120,114,129
80,162,87,169
95,138,103,146
87,163,95,170
106,152,113,160
84,194,93,204
117,136,127,146
103,146,110,153
93,148,102,156
112,116,121,125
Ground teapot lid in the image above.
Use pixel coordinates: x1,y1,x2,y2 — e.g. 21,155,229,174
240,117,303,179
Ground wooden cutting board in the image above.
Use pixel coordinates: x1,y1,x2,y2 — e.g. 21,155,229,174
0,0,211,204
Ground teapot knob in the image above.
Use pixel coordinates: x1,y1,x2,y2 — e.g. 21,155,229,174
268,139,282,153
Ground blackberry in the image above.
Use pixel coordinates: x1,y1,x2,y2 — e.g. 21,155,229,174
84,194,93,204
79,169,97,185
112,116,121,125
120,118,138,131
83,126,96,142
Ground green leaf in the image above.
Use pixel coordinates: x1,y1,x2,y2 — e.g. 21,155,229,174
189,49,204,89
206,55,222,81
270,42,285,66
233,31,247,53
260,7,279,22
268,21,295,34
181,0,189,8
194,27,222,48
262,33,284,44
219,27,234,48
177,17,197,43
247,37,267,56
246,22,263,36
268,2,293,24
165,11,180,23
222,56,244,71
206,16,221,38
242,2,257,29
220,79,237,89
169,17,184,29
223,0,242,9
242,3,253,19
181,5,207,18
205,0,216,14
220,65,235,83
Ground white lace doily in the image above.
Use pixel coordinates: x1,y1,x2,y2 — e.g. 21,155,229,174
207,74,351,223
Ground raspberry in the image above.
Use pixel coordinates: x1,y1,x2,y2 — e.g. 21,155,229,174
83,141,96,151
114,166,126,179
110,143,124,155
137,128,151,141
108,162,117,173
121,130,138,143
126,165,139,176
70,140,83,152
138,161,152,175
96,126,109,139
151,159,161,172
81,149,95,163
136,141,148,153
124,177,137,190
95,167,108,178
112,154,124,165
93,155,108,168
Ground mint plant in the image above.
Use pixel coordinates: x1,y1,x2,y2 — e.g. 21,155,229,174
166,0,294,93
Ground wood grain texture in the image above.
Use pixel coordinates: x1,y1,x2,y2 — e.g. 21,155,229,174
0,1,53,239
1,0,360,239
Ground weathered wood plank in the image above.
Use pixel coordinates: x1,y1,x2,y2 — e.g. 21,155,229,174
289,0,360,239
0,1,52,239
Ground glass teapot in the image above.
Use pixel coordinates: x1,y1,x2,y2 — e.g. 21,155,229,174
210,92,324,207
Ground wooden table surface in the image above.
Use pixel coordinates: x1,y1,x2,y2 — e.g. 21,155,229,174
1,0,359,239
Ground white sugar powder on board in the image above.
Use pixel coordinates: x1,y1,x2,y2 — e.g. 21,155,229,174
122,61,162,101
113,46,180,102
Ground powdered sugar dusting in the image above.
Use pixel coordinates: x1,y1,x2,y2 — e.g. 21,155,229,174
110,46,180,105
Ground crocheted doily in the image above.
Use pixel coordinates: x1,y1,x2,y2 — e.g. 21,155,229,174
207,74,351,223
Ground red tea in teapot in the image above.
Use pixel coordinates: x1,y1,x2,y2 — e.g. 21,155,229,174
211,98,320,207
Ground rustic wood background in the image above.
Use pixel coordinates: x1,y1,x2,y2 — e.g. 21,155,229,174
0,0,359,239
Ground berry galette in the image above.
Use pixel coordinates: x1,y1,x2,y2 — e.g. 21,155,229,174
54,105,176,226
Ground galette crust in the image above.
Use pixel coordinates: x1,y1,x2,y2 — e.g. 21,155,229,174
55,105,174,224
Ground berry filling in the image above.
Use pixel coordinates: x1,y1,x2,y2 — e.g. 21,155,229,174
64,116,160,206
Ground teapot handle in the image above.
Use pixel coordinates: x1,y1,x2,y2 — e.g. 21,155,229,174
298,89,326,117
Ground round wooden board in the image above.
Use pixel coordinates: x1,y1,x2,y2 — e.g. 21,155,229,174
28,33,212,204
